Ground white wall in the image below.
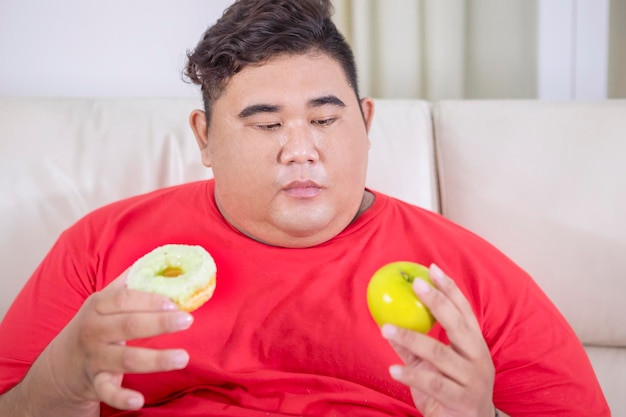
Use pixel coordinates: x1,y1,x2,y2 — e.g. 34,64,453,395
1,0,622,100
0,0,232,97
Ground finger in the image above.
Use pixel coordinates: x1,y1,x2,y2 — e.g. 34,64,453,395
387,339,420,366
429,264,479,328
93,286,179,315
382,324,472,385
389,362,465,406
86,310,194,343
413,265,483,358
93,371,144,410
94,345,190,374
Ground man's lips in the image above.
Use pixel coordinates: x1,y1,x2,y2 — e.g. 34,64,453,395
282,180,323,198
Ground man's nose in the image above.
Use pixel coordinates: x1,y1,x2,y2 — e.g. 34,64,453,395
278,126,320,164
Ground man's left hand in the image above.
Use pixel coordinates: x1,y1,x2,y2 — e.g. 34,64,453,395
381,264,496,417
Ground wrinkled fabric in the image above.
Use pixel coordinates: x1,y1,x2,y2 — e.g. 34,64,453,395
0,180,609,416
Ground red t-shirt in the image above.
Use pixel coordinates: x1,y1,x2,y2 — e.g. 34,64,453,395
0,180,609,416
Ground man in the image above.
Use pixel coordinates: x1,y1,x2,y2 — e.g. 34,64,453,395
0,0,610,416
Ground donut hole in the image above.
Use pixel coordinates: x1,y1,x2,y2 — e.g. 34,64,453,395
158,265,185,278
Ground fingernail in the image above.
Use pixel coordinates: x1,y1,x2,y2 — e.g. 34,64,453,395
381,323,397,339
171,350,190,369
389,365,403,380
429,263,445,284
175,313,194,329
414,278,431,295
162,300,178,311
127,395,144,409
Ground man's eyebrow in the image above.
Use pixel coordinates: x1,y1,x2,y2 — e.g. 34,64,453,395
308,95,346,108
238,104,281,118
237,96,345,118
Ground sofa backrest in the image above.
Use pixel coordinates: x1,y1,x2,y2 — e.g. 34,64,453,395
434,100,626,416
1,99,210,316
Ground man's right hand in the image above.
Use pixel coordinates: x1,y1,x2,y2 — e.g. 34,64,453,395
2,270,193,416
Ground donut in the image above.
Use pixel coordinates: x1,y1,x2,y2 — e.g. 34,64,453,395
126,244,217,312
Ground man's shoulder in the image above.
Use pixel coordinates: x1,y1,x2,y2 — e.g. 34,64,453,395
372,189,497,250
372,189,446,224
73,180,212,229
100,179,210,210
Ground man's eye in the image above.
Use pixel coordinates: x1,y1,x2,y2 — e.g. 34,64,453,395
257,123,281,131
312,118,336,126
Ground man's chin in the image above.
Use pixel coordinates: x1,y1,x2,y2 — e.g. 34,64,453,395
263,213,340,247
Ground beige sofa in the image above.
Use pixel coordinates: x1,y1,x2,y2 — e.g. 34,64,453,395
1,98,624,415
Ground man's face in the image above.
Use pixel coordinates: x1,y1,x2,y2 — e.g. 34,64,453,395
190,52,374,248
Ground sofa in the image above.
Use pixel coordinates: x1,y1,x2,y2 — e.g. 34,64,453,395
1,98,624,414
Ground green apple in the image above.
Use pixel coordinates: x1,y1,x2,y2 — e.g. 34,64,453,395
367,261,436,333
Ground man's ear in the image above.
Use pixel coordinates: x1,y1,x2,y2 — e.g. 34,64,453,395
189,109,212,168
360,97,375,133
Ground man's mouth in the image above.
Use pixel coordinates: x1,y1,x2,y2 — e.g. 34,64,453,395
282,180,323,198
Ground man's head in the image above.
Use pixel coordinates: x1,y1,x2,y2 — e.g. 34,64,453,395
187,0,375,248
184,0,360,126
